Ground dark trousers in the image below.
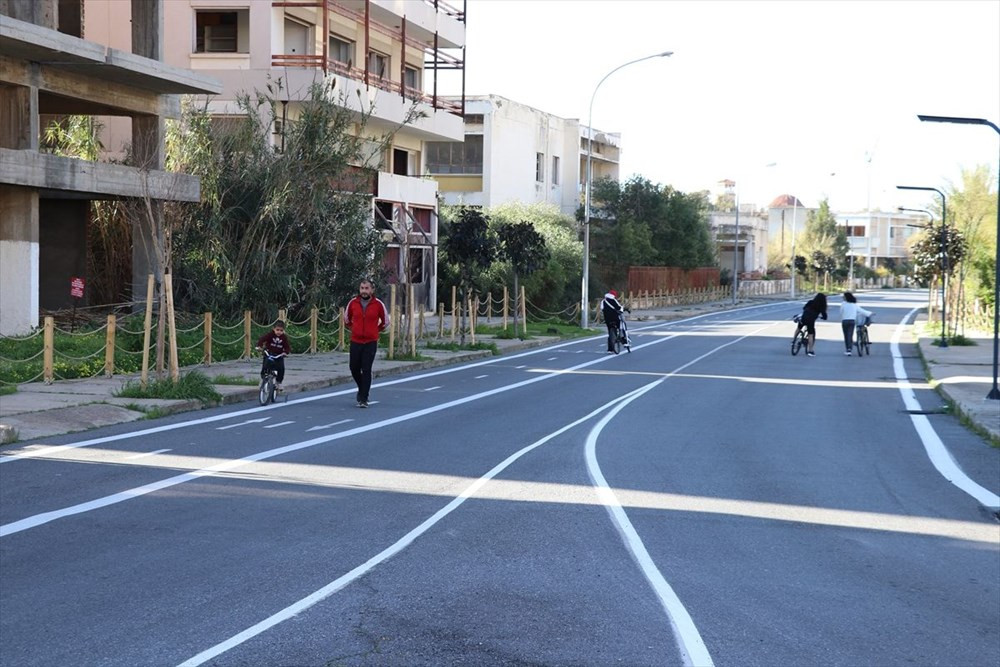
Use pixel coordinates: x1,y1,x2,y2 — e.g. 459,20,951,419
261,356,285,383
605,319,619,352
350,341,378,401
842,320,856,351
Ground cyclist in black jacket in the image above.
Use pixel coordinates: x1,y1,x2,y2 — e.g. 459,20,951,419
601,290,626,354
799,293,828,357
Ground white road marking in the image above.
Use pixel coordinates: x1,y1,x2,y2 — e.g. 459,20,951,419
515,365,526,369
891,309,1000,511
474,375,488,379
546,357,557,361
216,418,271,431
263,421,294,429
123,449,171,460
423,386,442,392
175,386,653,667
306,419,353,432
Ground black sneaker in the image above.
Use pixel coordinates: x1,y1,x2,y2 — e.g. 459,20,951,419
359,401,369,408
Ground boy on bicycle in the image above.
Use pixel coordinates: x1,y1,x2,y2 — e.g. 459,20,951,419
255,320,291,390
601,289,628,354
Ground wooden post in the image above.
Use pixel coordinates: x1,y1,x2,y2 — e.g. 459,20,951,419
278,308,286,324
409,284,416,356
164,272,180,383
388,283,397,358
243,310,252,359
486,291,492,322
140,274,154,388
469,297,476,345
339,307,346,350
502,285,509,330
418,304,425,340
43,316,54,384
438,303,444,337
104,314,116,377
451,285,457,341
310,307,318,354
520,286,527,335
203,312,212,365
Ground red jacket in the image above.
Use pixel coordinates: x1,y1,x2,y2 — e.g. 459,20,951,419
345,295,388,344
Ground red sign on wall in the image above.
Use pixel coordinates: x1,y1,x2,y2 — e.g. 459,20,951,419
70,277,85,299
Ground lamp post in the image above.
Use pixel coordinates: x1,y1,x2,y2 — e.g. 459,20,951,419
916,114,1000,399
898,185,948,347
899,206,936,320
790,196,799,300
581,50,673,329
731,187,741,304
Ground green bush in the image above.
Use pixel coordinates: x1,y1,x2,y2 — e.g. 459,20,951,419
114,370,221,403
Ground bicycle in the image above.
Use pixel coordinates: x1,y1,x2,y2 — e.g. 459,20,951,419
790,314,808,356
612,312,631,354
855,316,872,357
258,351,287,405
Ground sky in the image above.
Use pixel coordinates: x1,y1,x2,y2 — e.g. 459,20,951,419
438,0,1000,213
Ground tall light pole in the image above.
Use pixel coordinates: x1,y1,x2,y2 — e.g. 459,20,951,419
898,185,948,347
581,50,673,328
790,196,799,300
899,206,936,320
731,186,741,304
917,114,1000,399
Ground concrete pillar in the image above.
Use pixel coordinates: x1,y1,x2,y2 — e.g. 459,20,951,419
130,115,166,302
0,186,40,335
130,0,162,60
0,0,58,28
0,83,38,151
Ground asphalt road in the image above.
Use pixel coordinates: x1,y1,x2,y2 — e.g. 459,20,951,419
1,290,998,667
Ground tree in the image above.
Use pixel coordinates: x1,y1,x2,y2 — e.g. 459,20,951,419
439,206,496,343
167,80,387,318
496,221,549,331
946,165,997,310
800,198,849,271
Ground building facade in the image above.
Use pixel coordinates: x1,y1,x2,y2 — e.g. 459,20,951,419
836,210,920,268
426,94,620,218
1,0,220,335
710,179,770,276
85,0,468,310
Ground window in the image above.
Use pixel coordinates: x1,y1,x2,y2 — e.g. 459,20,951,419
552,156,560,185
329,35,354,66
367,51,389,79
425,134,483,174
404,66,420,91
410,207,432,234
284,18,310,55
463,114,484,125
408,248,424,283
535,153,544,183
195,10,247,53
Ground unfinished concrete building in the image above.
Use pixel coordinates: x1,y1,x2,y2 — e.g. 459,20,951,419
0,0,220,335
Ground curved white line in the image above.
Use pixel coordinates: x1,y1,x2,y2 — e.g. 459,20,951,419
175,384,654,667
891,308,1000,510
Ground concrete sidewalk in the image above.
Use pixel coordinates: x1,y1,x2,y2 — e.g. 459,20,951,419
1,297,996,445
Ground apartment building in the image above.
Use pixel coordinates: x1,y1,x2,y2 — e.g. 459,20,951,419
837,210,920,268
427,94,620,218
710,179,770,276
0,0,220,335
85,0,467,310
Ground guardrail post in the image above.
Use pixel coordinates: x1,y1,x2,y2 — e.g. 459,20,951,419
164,273,180,383
388,283,397,358
409,284,416,356
43,316,54,384
521,286,527,335
243,310,252,360
502,286,509,330
104,314,116,377
339,307,345,350
438,303,444,337
204,312,212,365
310,307,318,354
451,286,457,341
278,308,286,324
469,296,476,345
141,274,154,388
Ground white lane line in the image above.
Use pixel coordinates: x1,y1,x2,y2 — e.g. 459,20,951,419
891,309,1000,511
123,449,171,461
581,326,772,667
474,375,488,379
175,385,654,667
0,301,789,465
546,357,557,361
515,365,527,369
216,418,271,431
423,386,442,392
263,421,295,429
0,332,681,538
306,419,353,432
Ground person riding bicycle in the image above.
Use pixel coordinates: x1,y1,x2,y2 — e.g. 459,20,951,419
255,319,291,391
601,289,629,354
798,293,827,357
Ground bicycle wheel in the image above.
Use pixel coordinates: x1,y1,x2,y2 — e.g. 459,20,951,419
259,375,275,405
791,331,803,356
613,330,622,355
862,329,871,355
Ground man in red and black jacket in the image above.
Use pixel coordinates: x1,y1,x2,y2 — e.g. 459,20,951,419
344,279,388,408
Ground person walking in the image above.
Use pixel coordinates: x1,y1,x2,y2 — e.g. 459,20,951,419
799,292,828,357
838,292,871,356
601,289,627,354
344,279,388,408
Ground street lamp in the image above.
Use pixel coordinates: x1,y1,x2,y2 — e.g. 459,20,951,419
917,114,1000,399
581,50,673,328
898,185,948,348
898,206,937,319
730,162,777,305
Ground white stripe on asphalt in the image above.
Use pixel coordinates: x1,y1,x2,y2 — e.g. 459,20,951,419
175,384,655,667
263,421,294,429
891,309,1000,511
123,449,171,460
